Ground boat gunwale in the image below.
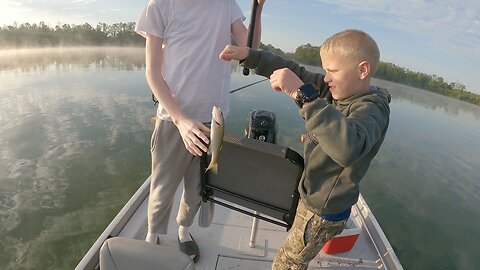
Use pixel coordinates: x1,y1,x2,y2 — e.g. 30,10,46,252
354,194,403,270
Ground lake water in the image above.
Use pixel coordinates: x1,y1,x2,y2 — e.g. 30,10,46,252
1,47,479,270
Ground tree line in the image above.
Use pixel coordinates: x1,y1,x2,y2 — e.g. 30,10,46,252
1,22,478,106
0,22,144,47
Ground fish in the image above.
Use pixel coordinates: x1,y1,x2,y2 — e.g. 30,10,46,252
205,106,224,174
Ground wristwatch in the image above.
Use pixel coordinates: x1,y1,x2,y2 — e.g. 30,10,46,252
295,83,320,108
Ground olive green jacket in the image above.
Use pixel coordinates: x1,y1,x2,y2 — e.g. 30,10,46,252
243,49,391,215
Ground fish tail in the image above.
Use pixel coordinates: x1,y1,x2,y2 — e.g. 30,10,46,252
205,162,218,174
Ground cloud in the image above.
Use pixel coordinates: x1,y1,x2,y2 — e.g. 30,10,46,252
315,0,480,62
6,0,97,8
71,0,97,4
3,0,102,25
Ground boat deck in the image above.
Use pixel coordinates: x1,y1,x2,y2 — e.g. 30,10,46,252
76,177,402,270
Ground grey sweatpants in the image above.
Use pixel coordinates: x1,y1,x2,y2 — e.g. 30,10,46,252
148,119,202,234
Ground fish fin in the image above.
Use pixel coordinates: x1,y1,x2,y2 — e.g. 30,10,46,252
211,163,218,174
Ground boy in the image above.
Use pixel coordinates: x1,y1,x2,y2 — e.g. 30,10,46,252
220,29,390,269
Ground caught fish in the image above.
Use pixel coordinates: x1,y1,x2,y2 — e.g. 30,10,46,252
206,106,224,174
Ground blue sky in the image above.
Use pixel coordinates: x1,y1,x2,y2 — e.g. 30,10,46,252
1,0,479,93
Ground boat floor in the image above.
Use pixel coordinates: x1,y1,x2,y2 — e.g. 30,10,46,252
119,182,385,270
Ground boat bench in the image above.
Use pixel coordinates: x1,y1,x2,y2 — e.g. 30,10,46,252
99,237,195,270
200,134,304,230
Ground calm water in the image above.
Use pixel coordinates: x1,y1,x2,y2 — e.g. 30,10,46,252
1,47,479,270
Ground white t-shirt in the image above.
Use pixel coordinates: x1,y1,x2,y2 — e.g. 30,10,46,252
136,0,245,122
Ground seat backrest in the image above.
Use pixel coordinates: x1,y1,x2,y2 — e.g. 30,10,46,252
201,134,304,229
100,237,195,270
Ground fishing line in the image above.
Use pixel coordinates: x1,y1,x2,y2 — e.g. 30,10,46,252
151,77,268,106
229,78,268,94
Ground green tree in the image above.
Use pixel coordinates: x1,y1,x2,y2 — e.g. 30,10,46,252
292,43,320,66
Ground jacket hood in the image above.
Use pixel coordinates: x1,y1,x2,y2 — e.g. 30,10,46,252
337,85,391,107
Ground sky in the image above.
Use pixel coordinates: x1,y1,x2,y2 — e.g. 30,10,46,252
1,0,479,93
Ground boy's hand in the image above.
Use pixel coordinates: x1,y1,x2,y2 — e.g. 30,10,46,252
219,45,249,61
269,68,304,99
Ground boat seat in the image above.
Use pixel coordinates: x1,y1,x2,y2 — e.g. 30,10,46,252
201,134,304,229
99,237,195,270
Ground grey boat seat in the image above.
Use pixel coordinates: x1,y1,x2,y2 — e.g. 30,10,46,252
100,237,195,270
201,134,304,229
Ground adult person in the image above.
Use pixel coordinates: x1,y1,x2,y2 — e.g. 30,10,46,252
220,29,391,269
135,0,265,263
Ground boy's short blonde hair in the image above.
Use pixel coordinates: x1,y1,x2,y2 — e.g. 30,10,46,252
320,29,380,76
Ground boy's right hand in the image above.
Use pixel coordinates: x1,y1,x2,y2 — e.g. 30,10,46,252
219,45,249,61
270,68,304,98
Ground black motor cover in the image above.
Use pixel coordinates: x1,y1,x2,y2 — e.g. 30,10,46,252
245,109,277,144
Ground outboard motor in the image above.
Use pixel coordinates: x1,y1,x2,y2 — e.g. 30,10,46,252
245,109,277,144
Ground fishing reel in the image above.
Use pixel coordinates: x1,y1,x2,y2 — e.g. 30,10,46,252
245,109,277,144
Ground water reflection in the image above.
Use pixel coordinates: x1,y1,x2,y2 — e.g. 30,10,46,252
375,78,480,119
0,51,153,269
0,47,145,73
0,47,480,270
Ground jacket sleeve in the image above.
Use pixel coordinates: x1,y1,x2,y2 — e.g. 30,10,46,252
300,96,389,167
242,49,330,97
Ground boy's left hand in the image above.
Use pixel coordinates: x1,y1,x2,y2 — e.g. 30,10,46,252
269,68,304,99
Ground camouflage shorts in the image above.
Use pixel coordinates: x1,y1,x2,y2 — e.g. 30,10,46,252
272,200,347,270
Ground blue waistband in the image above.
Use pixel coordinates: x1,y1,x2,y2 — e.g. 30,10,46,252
320,208,351,222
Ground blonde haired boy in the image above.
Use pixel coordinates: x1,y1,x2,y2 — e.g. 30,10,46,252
220,29,390,269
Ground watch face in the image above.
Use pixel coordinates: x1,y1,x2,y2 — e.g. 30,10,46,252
296,83,319,108
300,84,318,99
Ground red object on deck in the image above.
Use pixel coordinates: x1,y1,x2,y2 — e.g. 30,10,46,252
322,230,360,254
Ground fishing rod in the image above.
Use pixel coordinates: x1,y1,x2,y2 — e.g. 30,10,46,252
229,78,268,94
242,0,259,76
